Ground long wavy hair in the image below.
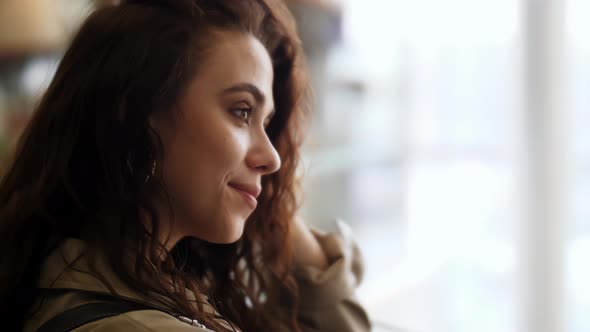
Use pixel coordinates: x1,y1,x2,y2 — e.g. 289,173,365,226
0,1,309,331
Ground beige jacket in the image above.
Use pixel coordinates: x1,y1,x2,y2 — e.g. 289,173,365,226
24,222,371,331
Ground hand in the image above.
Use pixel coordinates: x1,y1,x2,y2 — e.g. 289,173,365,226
290,216,329,270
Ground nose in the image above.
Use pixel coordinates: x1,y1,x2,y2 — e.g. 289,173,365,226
246,131,281,175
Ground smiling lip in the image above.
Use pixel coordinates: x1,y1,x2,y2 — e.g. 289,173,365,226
228,183,260,209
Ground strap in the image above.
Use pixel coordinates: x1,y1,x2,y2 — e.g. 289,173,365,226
37,300,153,332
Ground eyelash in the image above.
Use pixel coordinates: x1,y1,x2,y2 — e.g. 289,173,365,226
232,106,254,125
231,104,273,130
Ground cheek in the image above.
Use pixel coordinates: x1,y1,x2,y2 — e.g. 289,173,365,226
162,119,249,209
189,127,247,180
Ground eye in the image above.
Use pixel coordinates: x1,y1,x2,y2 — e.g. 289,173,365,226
232,107,254,125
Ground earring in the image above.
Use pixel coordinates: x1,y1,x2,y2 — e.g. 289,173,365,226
144,160,157,183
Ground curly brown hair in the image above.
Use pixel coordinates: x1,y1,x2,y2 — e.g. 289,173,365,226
0,1,310,331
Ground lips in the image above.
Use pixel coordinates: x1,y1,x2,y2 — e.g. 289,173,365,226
228,182,261,209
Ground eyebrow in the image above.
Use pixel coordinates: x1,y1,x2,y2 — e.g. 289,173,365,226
222,83,276,121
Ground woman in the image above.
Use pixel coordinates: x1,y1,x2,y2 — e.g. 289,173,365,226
0,0,370,331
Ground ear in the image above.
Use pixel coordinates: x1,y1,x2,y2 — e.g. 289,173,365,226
148,115,158,131
148,111,172,140
146,112,167,153
149,103,182,133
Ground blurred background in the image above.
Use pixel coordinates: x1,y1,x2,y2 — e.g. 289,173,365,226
0,1,588,332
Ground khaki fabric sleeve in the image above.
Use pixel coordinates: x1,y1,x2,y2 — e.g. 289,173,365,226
291,220,372,332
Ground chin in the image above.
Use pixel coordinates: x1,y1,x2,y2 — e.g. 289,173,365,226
202,217,246,244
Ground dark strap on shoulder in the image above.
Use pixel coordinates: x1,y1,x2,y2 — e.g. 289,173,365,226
37,300,154,332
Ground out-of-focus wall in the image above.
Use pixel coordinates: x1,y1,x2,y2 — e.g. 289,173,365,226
0,0,65,53
0,0,94,162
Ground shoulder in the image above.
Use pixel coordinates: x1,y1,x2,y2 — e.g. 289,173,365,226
75,309,212,332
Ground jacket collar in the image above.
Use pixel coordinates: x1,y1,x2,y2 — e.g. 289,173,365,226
37,238,210,313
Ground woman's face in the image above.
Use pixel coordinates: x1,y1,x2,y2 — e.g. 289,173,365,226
152,30,280,245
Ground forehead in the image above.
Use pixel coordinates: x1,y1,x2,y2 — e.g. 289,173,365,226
191,30,274,96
